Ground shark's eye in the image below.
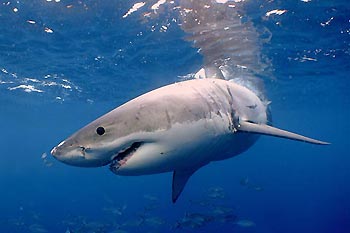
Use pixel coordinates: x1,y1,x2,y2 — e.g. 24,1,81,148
96,126,105,136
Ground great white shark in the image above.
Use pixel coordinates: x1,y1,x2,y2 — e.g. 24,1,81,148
51,69,329,202
51,0,329,202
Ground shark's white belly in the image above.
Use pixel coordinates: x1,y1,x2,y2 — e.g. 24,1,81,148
114,112,259,176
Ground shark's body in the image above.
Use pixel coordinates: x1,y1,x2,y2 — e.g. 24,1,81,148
51,0,329,203
51,78,328,202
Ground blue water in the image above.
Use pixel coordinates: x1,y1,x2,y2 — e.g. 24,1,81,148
0,0,349,233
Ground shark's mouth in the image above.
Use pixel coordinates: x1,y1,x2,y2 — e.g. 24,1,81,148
110,142,143,172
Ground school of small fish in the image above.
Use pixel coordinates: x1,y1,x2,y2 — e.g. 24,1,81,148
2,184,260,232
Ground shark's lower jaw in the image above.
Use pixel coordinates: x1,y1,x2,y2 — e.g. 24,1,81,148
109,142,143,172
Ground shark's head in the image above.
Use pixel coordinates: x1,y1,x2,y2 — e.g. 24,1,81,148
50,100,174,173
50,122,124,167
51,119,164,172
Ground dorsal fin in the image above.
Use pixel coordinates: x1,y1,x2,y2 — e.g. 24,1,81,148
237,121,330,145
195,65,225,80
204,65,225,79
172,169,197,203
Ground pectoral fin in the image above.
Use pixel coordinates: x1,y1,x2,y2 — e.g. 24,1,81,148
238,121,330,145
172,169,197,203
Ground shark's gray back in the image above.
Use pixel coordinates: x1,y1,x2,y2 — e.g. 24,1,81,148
78,79,267,142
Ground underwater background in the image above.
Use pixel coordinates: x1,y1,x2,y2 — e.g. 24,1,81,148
0,0,349,232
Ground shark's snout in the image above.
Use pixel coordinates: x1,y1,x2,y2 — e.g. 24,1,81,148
50,140,84,166
50,139,116,168
50,140,66,158
50,146,58,157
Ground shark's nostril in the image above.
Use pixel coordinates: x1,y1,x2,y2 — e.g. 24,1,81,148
80,146,86,156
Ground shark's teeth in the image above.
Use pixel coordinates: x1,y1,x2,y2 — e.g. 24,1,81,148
110,142,143,171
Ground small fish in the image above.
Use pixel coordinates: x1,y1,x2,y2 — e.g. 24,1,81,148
29,224,48,233
215,213,237,223
251,185,264,191
41,152,54,167
43,161,53,167
41,152,47,159
109,230,128,233
144,203,159,211
240,177,249,186
122,218,144,227
143,194,158,201
207,187,225,199
240,177,264,191
212,206,234,215
208,187,224,193
235,219,256,227
189,199,212,207
143,216,165,226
